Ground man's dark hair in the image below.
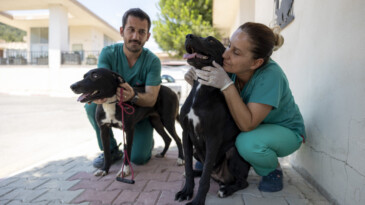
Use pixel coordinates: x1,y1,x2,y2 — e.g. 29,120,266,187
122,8,151,32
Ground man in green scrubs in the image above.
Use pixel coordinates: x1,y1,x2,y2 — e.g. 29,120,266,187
84,8,161,167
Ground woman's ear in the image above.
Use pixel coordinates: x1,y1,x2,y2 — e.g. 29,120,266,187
251,58,264,70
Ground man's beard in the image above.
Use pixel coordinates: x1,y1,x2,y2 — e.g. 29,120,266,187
125,40,144,53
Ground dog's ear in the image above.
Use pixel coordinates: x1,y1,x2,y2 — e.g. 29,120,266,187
111,71,125,84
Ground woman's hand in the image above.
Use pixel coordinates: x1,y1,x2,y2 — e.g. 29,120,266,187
184,67,197,86
195,61,233,91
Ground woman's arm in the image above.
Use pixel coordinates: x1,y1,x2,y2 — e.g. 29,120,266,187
222,84,272,132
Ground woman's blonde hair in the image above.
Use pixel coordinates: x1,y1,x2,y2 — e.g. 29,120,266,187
239,22,284,64
272,25,284,51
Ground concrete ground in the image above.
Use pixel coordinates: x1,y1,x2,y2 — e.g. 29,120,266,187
0,93,330,204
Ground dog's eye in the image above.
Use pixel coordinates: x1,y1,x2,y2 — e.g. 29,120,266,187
91,73,99,79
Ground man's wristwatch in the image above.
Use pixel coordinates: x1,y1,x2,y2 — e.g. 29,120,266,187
130,90,139,104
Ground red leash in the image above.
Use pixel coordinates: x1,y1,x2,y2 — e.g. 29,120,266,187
116,88,136,184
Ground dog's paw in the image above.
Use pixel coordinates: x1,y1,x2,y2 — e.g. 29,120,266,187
176,158,185,166
94,169,107,177
116,165,130,177
155,153,164,158
175,190,193,202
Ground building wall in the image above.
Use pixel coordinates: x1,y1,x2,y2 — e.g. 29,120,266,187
227,0,365,204
69,26,105,52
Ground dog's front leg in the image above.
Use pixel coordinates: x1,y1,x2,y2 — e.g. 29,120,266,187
191,140,220,205
94,125,111,176
116,129,134,178
175,130,194,202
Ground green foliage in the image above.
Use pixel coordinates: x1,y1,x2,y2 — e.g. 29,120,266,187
0,23,26,42
153,0,221,57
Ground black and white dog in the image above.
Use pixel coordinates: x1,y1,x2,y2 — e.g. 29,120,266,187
70,68,184,178
175,34,251,205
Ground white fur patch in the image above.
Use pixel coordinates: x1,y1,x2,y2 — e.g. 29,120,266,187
187,84,201,136
116,165,131,177
101,95,123,127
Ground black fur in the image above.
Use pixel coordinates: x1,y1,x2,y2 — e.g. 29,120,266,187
70,68,184,177
175,34,251,205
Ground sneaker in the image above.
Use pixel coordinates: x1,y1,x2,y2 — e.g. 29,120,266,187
93,147,123,169
258,169,283,192
194,161,203,171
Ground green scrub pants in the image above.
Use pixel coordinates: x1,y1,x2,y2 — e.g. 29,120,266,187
235,124,303,176
84,103,154,165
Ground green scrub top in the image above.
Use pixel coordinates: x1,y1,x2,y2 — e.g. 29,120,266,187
97,43,161,86
231,59,306,138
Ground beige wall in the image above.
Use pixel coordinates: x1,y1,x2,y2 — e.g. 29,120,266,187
69,26,105,51
215,0,365,204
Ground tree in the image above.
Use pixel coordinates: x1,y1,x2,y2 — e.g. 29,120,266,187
0,23,26,42
153,0,221,57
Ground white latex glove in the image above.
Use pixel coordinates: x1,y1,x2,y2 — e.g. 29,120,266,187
195,61,233,91
184,67,197,86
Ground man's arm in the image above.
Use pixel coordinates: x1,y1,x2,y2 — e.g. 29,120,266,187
119,83,160,107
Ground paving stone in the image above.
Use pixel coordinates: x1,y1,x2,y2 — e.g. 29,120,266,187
0,188,47,202
243,195,288,205
33,189,84,204
5,178,49,190
47,200,90,205
106,179,148,192
113,190,139,204
167,172,184,182
6,200,48,205
41,171,79,181
69,179,113,191
285,196,310,205
0,187,15,197
156,191,183,205
134,171,168,181
36,179,80,191
71,189,120,204
262,184,304,198
234,183,262,197
0,199,11,205
154,165,184,174
0,177,20,187
206,193,245,205
67,164,97,174
144,180,183,192
135,191,160,204
67,172,98,181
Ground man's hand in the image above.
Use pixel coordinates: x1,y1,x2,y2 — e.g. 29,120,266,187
184,67,197,86
195,61,233,91
117,82,135,102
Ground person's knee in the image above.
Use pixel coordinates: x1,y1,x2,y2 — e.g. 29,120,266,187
84,103,97,117
235,133,265,162
131,154,150,165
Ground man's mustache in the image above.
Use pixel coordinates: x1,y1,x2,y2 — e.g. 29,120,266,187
128,40,141,45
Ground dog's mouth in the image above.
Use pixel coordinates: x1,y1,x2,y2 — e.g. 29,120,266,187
77,90,100,102
183,46,210,60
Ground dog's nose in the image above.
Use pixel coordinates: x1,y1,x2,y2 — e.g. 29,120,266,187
70,83,78,92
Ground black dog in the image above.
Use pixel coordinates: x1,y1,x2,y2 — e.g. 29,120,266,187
175,34,251,204
70,68,184,178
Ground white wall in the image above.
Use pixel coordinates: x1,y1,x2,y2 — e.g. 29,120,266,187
244,0,365,204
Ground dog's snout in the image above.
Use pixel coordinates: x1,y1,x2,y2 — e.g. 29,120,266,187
70,83,79,92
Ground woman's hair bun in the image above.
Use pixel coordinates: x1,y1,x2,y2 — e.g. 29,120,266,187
272,26,284,51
